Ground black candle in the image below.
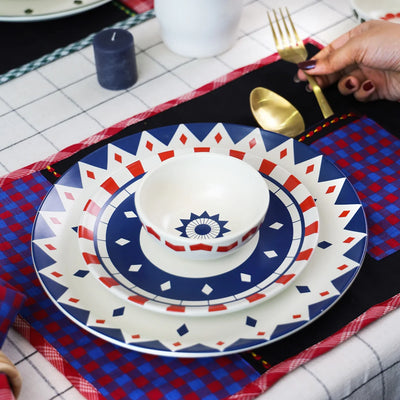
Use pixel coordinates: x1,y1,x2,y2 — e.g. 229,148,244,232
93,28,138,90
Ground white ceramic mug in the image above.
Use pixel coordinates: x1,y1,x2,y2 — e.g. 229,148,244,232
154,0,243,58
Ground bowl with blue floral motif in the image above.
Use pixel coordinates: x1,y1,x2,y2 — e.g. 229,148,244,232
134,152,270,260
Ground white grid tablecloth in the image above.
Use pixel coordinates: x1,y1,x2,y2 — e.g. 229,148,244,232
1,1,400,399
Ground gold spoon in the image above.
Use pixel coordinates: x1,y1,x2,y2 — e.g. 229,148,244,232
250,87,305,138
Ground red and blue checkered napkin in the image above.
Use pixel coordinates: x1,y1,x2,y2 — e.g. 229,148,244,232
0,279,26,348
311,116,400,260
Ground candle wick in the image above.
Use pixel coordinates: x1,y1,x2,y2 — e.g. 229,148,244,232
111,32,117,41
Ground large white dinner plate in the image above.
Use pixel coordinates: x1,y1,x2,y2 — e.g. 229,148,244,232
76,154,319,316
0,0,110,22
31,123,368,357
351,0,400,23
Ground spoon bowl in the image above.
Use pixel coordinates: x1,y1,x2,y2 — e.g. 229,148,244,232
250,87,305,138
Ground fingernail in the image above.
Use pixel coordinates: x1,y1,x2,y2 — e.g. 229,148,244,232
363,81,374,91
345,79,355,90
293,74,301,83
305,84,312,93
297,60,317,70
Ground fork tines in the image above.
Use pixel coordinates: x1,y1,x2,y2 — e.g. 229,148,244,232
268,7,302,49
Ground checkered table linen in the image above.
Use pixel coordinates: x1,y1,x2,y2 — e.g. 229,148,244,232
311,116,400,260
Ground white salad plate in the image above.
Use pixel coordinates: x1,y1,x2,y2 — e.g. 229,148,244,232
0,0,110,22
31,123,367,357
76,152,319,316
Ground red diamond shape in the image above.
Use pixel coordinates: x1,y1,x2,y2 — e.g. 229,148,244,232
339,210,350,218
280,148,288,159
326,185,336,194
180,134,187,144
131,334,140,339
114,153,122,163
50,217,61,224
64,192,74,200
306,164,314,174
86,170,95,179
69,298,79,303
215,133,222,143
249,138,257,149
51,272,62,278
146,141,153,151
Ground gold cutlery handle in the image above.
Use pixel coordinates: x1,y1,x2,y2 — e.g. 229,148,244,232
306,74,334,119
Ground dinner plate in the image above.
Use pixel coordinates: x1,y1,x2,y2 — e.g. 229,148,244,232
31,123,367,357
351,0,400,23
77,154,319,316
0,0,110,22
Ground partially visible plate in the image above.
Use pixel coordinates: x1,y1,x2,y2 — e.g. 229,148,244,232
351,0,400,23
0,0,110,22
77,155,319,316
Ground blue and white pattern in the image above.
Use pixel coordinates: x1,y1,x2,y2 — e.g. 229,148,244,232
31,123,367,357
75,157,318,315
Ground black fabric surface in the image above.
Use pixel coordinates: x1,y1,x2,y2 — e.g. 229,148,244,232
39,43,400,372
0,2,130,74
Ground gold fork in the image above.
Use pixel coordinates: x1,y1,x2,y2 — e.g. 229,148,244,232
268,8,334,119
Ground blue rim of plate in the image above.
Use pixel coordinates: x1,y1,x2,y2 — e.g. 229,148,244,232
31,123,367,357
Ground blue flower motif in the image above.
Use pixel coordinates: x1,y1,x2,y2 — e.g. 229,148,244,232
176,211,230,239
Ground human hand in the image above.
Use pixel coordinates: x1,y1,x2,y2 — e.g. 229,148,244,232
0,351,22,398
297,20,400,102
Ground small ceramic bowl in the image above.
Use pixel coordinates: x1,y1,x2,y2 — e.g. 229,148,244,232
351,0,400,23
134,152,270,260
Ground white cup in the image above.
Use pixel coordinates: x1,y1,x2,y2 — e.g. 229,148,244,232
154,0,243,58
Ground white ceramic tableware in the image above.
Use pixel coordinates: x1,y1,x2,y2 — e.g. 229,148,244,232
0,0,110,22
31,123,367,357
154,0,243,57
134,152,270,260
351,0,400,23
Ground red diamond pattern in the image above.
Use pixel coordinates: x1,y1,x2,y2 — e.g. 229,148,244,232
215,133,222,143
114,153,122,163
146,141,153,151
64,192,74,200
306,164,315,174
86,170,95,179
326,185,336,194
180,134,187,144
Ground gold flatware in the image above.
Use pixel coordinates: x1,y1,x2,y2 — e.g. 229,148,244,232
250,86,305,138
268,8,334,119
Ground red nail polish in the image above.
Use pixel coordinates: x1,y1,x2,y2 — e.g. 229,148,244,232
363,81,374,91
298,60,316,70
345,79,355,90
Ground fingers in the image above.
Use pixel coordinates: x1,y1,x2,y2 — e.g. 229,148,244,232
337,75,377,102
0,352,22,398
